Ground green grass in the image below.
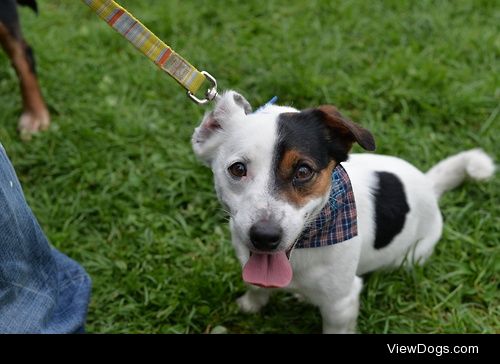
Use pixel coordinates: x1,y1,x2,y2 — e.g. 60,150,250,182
0,0,498,333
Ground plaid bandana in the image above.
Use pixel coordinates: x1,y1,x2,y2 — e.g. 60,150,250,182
295,164,358,249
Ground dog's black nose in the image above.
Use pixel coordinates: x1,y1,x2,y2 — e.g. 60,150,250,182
249,220,282,251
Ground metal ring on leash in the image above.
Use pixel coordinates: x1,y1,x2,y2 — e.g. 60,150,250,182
187,71,218,105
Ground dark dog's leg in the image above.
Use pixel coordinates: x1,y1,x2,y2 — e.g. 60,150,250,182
0,0,49,140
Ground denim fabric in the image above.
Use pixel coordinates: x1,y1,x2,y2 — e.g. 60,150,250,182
0,143,91,333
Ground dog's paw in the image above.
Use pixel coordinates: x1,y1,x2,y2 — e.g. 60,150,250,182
237,294,262,313
18,109,50,141
293,293,307,303
236,291,268,313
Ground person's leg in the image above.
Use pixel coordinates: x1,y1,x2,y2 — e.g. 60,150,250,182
0,143,91,333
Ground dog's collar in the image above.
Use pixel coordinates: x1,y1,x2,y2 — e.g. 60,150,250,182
253,96,278,113
295,164,358,249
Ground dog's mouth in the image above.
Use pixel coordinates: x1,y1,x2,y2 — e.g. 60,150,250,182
242,247,295,289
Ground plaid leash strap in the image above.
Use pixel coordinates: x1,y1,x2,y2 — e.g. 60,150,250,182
83,0,207,96
295,164,358,249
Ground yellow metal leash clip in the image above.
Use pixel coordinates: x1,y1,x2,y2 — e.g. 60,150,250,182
187,71,218,105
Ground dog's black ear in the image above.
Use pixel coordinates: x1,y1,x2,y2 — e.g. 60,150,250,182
192,91,252,166
317,105,376,152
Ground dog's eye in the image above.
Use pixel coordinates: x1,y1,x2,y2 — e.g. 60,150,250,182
294,164,314,182
228,162,247,178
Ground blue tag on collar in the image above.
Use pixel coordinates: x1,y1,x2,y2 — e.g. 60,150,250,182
266,96,278,105
254,96,278,113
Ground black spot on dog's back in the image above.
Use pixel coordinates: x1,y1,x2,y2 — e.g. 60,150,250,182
373,172,410,249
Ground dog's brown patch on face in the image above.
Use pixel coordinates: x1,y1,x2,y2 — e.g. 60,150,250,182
312,160,336,197
278,149,302,179
276,148,336,207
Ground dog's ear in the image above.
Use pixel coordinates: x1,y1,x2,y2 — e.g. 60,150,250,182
192,91,252,166
317,105,376,153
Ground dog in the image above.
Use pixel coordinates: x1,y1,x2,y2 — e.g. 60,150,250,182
0,0,49,139
191,90,494,333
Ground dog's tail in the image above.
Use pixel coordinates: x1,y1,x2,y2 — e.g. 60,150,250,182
426,149,495,199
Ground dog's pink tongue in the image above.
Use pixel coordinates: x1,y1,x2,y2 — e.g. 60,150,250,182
242,252,292,288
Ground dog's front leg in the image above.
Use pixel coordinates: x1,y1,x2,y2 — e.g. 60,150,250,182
237,285,272,313
293,238,363,333
0,7,50,140
318,276,363,334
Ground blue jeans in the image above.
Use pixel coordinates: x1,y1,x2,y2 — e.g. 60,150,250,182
0,143,91,333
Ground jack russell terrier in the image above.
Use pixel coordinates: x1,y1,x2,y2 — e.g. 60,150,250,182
192,90,494,333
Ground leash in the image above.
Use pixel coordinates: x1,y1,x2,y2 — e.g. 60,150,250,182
82,0,218,105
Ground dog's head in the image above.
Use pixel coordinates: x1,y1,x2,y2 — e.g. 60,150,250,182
192,90,375,287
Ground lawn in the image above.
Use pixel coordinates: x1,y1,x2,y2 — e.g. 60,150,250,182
0,0,498,333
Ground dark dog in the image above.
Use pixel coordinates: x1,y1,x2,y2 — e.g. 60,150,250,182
0,0,49,139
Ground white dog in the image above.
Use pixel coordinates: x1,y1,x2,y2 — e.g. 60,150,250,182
192,91,494,333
